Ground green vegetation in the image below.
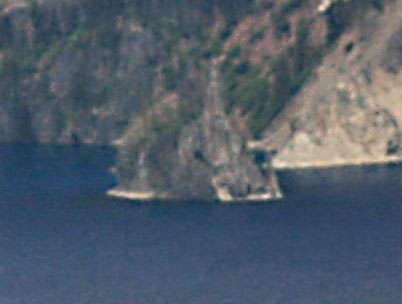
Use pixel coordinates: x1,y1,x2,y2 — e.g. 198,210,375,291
326,1,353,43
279,0,305,14
222,18,321,138
291,18,319,92
115,0,258,183
371,0,383,11
161,60,188,91
201,39,223,59
69,26,92,46
117,0,256,184
223,62,268,112
70,65,96,112
222,59,270,137
3,0,386,173
80,0,125,28
50,105,67,136
326,0,383,44
118,87,203,188
29,1,62,47
216,0,256,28
227,43,242,58
117,106,181,184
0,50,37,142
344,41,354,53
271,11,290,37
271,0,307,38
220,27,233,40
249,28,265,44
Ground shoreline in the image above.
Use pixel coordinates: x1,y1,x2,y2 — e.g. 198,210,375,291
107,188,282,202
107,157,402,202
107,189,158,200
273,156,402,170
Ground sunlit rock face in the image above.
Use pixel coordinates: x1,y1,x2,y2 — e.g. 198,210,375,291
257,3,402,169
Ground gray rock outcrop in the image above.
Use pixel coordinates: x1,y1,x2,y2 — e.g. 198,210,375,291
112,62,281,201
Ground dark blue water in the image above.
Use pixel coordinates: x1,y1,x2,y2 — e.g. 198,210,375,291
0,144,401,304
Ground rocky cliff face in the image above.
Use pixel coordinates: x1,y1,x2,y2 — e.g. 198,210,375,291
0,0,400,201
179,62,281,201
0,0,163,144
111,61,281,201
250,0,402,168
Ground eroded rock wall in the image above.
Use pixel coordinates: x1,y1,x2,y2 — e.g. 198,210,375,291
112,62,281,201
253,0,402,168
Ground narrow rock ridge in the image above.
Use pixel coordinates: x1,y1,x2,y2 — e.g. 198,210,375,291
109,61,282,202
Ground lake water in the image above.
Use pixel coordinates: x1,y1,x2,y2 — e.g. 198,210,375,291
0,144,401,304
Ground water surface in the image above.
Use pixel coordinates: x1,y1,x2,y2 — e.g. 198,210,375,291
0,144,401,304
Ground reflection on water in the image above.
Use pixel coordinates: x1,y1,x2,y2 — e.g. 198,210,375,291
0,144,401,304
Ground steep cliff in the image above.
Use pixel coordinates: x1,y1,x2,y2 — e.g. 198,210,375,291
250,0,402,168
0,0,161,144
0,0,400,201
110,61,281,200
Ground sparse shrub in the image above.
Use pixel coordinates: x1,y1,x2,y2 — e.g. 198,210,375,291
162,64,179,91
326,1,352,43
220,27,233,40
235,61,250,74
201,39,223,59
70,26,92,42
161,60,187,91
371,0,383,11
222,60,271,136
29,1,62,47
227,44,241,58
271,11,290,38
271,0,307,38
279,0,305,15
344,41,354,53
249,29,265,43
326,0,384,45
194,150,207,163
222,17,322,138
